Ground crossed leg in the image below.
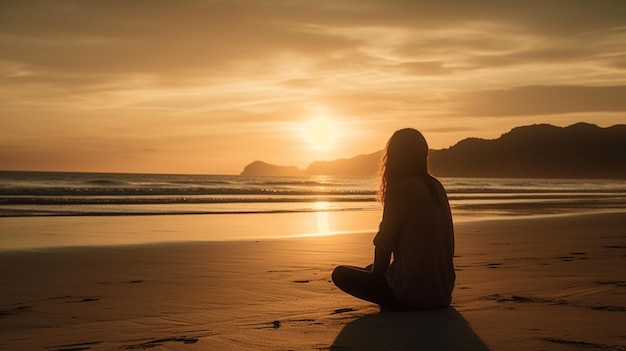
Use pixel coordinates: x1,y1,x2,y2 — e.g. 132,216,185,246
331,265,403,310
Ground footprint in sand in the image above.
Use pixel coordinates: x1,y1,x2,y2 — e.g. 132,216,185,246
595,280,626,287
485,263,502,268
570,252,589,260
603,245,626,249
47,341,103,351
122,337,199,349
541,337,624,350
65,297,100,304
0,305,31,319
485,294,559,304
331,307,356,315
591,305,626,312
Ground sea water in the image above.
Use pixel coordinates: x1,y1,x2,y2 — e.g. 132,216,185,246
1,171,625,249
1,171,625,220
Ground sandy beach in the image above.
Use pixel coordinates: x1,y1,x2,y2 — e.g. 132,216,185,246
1,211,625,350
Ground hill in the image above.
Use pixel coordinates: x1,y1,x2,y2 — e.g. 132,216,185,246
306,152,384,176
240,123,626,178
429,123,626,178
240,161,306,177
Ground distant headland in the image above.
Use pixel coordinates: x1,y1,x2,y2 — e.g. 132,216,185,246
241,123,626,179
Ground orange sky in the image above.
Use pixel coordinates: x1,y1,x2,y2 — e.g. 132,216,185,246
1,1,625,175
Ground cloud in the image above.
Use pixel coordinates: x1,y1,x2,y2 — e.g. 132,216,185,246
1,0,624,96
3,1,624,76
0,1,360,79
1,0,626,173
395,61,455,76
455,85,626,117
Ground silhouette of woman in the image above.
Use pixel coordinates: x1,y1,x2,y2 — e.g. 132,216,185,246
332,128,455,310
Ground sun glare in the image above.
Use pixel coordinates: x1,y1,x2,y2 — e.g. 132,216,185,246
303,115,338,150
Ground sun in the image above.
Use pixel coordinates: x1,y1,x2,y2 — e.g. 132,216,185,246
303,115,338,150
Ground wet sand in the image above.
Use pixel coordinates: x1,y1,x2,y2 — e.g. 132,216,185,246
1,212,625,350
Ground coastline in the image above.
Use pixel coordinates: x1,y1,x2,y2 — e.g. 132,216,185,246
1,211,625,350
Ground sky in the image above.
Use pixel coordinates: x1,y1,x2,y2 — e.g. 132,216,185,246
1,0,625,175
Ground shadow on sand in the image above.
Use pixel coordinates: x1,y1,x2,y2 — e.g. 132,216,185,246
331,307,490,351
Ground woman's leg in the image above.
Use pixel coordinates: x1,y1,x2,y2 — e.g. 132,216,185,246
332,265,402,309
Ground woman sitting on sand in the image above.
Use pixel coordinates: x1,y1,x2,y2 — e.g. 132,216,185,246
332,128,455,310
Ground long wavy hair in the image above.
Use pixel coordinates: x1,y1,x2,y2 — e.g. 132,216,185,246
378,128,439,206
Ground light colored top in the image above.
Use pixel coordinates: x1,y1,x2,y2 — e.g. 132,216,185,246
373,176,455,309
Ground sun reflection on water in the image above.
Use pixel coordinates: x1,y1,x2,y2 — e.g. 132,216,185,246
314,201,331,236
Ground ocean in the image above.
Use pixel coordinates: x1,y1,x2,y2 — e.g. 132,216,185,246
1,171,625,220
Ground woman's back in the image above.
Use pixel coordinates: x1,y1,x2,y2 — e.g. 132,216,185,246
374,176,455,309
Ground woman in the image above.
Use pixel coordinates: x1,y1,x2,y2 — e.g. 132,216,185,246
332,128,455,310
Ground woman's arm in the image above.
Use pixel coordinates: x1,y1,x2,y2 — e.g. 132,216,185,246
372,246,392,274
372,181,404,274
